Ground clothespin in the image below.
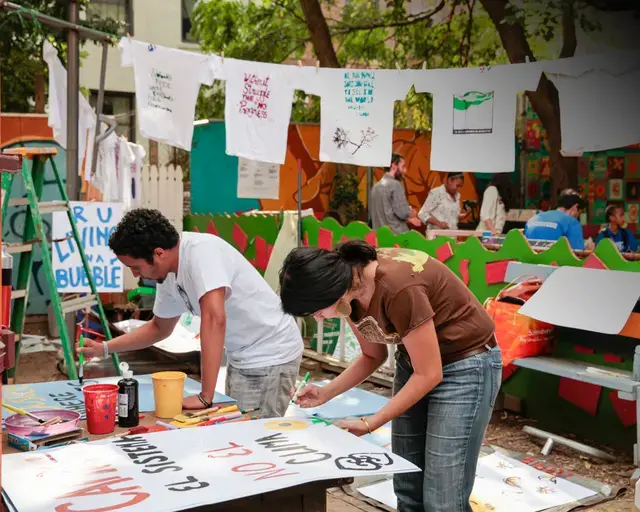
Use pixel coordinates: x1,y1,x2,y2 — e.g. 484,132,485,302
297,60,303,67
316,60,320,73
525,55,530,63
221,49,224,63
395,62,401,71
422,61,427,70
126,32,131,41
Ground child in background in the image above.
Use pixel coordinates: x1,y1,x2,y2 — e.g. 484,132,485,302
595,204,638,253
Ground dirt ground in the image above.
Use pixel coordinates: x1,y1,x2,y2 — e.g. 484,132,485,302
8,351,637,511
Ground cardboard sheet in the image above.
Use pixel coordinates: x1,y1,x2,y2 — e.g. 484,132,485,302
518,266,640,334
289,380,389,419
2,375,234,420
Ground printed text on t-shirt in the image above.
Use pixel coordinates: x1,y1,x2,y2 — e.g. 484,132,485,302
239,74,271,119
149,68,174,113
344,71,375,117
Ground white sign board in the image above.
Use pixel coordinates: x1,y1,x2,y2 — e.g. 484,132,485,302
52,202,124,293
518,266,640,334
2,418,418,512
237,157,280,199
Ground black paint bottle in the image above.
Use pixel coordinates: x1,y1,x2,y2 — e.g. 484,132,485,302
118,362,139,428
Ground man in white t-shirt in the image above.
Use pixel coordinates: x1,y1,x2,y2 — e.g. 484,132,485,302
77,209,303,417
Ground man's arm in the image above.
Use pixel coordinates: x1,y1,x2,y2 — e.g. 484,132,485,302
566,220,585,250
107,316,179,353
198,288,227,404
390,184,412,221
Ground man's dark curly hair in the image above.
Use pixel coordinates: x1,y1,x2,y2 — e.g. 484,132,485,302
109,208,179,263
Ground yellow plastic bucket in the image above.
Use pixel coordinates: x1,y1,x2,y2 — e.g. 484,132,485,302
151,371,186,418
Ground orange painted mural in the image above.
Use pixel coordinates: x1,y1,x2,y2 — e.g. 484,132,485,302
252,125,478,215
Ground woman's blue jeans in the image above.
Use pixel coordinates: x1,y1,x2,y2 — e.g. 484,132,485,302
392,346,502,512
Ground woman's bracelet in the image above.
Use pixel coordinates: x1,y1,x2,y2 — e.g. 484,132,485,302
103,341,109,358
198,392,212,408
360,417,372,434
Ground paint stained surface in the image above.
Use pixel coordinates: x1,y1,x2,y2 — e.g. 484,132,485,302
2,419,417,511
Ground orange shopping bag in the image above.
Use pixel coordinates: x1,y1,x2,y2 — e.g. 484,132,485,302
484,276,554,377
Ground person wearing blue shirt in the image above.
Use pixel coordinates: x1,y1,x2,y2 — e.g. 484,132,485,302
524,190,585,250
595,204,638,253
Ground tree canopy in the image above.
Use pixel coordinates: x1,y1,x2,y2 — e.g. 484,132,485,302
0,1,124,113
191,0,634,200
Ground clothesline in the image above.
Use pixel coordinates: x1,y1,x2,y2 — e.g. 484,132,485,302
119,37,640,174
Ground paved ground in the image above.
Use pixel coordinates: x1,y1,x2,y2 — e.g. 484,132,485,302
10,350,637,511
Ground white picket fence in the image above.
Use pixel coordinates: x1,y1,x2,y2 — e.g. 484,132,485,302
141,164,184,232
123,164,184,290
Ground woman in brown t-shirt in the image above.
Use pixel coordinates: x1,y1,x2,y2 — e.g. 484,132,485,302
280,241,502,512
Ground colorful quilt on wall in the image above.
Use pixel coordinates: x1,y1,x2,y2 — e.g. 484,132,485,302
523,104,640,234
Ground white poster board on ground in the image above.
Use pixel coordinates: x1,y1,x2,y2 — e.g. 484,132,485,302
237,157,280,199
357,452,597,512
2,418,418,512
52,202,124,293
518,266,640,334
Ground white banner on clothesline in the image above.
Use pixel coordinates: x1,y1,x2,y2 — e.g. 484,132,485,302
2,418,418,512
119,37,640,171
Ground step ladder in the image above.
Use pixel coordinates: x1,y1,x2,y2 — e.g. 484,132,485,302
1,147,121,379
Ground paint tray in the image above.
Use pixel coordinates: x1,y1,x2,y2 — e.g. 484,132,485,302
4,409,81,437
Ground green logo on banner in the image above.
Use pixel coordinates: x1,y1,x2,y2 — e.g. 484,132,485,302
453,91,494,111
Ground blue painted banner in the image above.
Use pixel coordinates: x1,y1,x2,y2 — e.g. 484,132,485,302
2,375,235,421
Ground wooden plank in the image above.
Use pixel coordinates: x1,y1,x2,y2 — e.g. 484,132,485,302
303,349,393,387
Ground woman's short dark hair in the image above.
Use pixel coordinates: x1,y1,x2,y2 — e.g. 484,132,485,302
489,173,515,212
109,208,179,264
279,240,377,317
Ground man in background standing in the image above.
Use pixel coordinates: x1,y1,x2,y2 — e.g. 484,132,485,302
369,153,421,234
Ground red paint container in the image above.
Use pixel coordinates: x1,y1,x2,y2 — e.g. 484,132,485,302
82,384,119,435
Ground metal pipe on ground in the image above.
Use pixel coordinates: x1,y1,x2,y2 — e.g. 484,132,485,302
523,425,616,462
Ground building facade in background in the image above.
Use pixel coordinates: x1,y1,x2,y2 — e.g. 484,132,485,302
80,0,198,155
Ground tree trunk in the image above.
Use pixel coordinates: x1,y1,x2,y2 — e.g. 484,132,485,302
480,0,578,206
298,0,341,68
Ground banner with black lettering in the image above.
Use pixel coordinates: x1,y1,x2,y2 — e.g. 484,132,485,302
2,418,418,511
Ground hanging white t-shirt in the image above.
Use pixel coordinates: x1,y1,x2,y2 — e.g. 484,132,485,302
123,142,146,210
302,69,413,167
119,38,214,151
211,57,314,164
93,132,131,202
413,63,542,173
153,232,303,369
43,41,96,179
541,51,640,154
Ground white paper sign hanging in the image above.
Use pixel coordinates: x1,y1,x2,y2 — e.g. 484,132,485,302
237,157,280,200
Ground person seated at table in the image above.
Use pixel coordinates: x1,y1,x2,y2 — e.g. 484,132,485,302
524,189,585,250
418,172,464,234
77,209,303,417
595,204,638,253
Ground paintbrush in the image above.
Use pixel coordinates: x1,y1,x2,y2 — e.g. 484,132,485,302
78,335,85,385
2,403,48,424
173,406,219,423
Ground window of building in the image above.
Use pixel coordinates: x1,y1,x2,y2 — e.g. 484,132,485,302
182,0,198,42
86,0,133,35
89,91,136,143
